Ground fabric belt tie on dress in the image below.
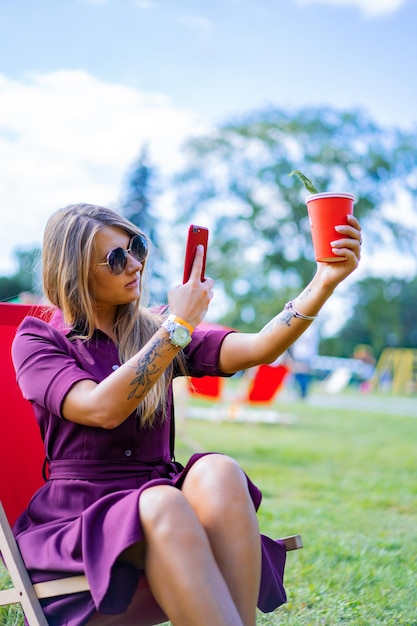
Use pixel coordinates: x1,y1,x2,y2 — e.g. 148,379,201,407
48,459,184,481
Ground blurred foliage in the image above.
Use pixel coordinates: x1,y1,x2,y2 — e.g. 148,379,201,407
3,106,417,362
321,275,417,359
0,248,41,302
120,145,168,305
173,106,417,337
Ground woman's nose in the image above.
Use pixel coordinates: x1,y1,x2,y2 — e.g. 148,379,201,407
126,254,143,273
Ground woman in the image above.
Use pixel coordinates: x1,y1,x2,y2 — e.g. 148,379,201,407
12,203,362,626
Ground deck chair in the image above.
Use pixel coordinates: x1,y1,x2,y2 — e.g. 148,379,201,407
189,364,290,405
223,364,293,424
189,374,224,399
0,302,302,626
246,363,290,403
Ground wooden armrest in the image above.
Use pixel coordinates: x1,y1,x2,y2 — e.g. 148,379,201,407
33,575,91,599
280,534,303,551
0,587,22,605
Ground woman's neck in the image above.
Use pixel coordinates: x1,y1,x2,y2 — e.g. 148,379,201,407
94,307,118,342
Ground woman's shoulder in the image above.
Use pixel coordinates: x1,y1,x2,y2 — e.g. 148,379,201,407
16,307,65,334
14,308,73,353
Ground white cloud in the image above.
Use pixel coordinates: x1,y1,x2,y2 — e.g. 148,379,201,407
295,0,406,17
0,70,200,275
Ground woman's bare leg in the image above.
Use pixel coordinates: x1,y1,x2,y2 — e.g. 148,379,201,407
181,455,262,626
139,485,245,626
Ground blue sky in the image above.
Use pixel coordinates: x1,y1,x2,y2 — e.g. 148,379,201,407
1,0,416,276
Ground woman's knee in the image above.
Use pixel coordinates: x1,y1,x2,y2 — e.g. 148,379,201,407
184,454,249,499
139,485,196,538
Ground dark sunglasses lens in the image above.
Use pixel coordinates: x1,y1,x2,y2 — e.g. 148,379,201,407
130,235,148,262
108,248,128,275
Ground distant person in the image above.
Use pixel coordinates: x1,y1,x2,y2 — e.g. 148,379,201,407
12,203,362,626
353,343,376,392
288,324,320,398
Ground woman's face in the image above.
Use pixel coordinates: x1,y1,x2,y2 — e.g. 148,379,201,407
91,226,144,308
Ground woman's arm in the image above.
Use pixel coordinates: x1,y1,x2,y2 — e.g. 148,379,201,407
62,328,181,428
62,247,214,429
219,215,362,374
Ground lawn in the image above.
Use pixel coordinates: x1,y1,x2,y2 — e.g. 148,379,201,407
1,389,416,625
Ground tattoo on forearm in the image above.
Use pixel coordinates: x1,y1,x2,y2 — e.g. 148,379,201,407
297,287,312,302
260,309,293,335
127,337,169,400
260,288,314,335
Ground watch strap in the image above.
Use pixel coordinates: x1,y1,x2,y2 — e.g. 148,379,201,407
169,315,194,334
162,314,193,348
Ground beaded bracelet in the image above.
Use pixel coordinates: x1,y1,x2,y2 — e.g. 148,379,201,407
284,300,319,321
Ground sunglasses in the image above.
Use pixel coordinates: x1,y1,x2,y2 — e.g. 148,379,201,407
95,234,148,275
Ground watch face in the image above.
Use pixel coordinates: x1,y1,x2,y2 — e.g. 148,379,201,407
172,325,190,346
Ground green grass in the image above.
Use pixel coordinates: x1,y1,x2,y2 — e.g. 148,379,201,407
175,393,417,625
2,391,417,625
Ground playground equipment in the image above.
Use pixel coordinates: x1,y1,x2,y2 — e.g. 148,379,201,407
374,347,417,394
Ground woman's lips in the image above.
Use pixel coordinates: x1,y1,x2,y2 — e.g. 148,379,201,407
125,278,139,289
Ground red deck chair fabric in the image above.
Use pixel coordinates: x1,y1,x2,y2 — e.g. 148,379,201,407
189,375,224,399
0,302,168,626
189,363,289,404
0,303,50,527
246,363,290,403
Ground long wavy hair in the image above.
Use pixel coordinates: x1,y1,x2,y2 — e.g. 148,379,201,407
42,202,179,427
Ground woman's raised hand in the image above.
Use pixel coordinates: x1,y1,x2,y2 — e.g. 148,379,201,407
315,214,362,289
168,245,214,329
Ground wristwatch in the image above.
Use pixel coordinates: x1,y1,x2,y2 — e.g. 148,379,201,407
162,314,193,348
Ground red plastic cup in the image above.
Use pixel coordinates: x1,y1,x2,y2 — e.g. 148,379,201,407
305,192,355,262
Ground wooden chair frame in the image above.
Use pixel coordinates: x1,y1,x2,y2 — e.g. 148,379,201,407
0,500,90,626
0,506,302,626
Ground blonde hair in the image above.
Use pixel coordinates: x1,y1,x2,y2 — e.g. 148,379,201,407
43,203,177,427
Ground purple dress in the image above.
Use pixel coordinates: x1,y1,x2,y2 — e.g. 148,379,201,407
11,310,287,626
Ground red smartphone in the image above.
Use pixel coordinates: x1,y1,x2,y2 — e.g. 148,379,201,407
183,224,209,283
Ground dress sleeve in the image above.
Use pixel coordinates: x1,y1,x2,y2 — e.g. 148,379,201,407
12,317,97,418
183,327,236,378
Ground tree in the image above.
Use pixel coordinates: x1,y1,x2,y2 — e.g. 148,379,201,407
173,106,417,332
0,247,41,302
120,146,167,304
321,275,417,359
